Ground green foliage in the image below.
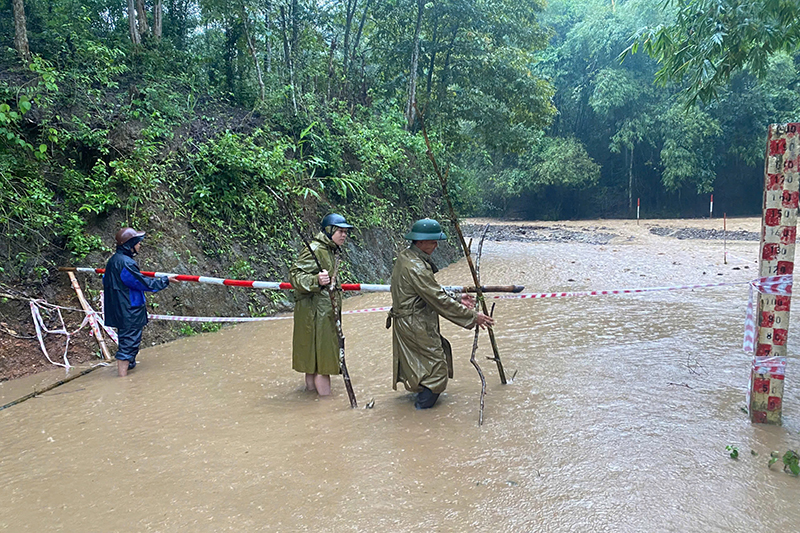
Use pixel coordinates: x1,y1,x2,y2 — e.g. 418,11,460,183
660,105,722,193
726,445,739,460
626,0,800,106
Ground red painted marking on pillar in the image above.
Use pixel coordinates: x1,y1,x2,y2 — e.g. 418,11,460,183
767,174,783,190
754,378,771,394
768,396,782,411
773,329,788,345
770,138,787,155
776,296,791,311
782,191,800,209
757,344,773,356
780,227,797,245
777,261,794,275
762,243,779,260
760,311,775,327
765,208,782,226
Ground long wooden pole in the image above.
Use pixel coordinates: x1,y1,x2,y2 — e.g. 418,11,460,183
269,188,358,408
66,272,112,361
413,102,507,384
0,363,106,412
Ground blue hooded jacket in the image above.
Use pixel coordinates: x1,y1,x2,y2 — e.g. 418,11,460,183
102,238,169,330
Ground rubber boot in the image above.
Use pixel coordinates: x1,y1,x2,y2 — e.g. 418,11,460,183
415,386,440,409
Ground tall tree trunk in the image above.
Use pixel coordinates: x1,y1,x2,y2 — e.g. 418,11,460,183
280,5,298,115
241,2,265,100
439,24,458,102
405,0,425,129
128,0,141,45
136,0,150,37
350,0,371,72
264,0,272,73
628,145,634,212
425,6,439,101
342,0,357,75
326,37,337,102
11,0,30,64
153,0,163,39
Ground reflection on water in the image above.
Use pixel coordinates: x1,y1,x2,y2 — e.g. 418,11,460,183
1,218,799,532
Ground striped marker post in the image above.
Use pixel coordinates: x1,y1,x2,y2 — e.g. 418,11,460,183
749,122,800,425
710,194,714,218
637,198,640,225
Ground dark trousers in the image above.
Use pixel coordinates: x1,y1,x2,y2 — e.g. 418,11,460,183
115,328,143,363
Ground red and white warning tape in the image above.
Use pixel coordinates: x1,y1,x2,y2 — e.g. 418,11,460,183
30,275,783,369
148,305,393,323
742,275,793,353
485,280,750,300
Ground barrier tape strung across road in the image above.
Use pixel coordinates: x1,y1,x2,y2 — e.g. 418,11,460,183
484,279,751,300
146,279,774,323
742,274,793,354
30,276,790,370
148,306,393,323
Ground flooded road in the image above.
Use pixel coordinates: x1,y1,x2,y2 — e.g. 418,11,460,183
2,218,800,532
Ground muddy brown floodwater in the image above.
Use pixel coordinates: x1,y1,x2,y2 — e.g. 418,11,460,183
2,218,800,532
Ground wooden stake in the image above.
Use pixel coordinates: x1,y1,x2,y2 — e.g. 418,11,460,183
414,102,508,384
66,272,112,360
470,223,490,425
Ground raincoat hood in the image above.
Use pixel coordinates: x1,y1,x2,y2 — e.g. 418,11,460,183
117,235,144,257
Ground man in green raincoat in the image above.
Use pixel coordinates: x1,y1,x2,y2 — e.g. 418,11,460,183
387,218,495,409
290,213,353,396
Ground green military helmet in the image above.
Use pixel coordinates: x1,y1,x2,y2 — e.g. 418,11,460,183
404,218,447,241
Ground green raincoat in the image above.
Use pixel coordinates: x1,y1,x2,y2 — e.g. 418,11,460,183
388,245,477,394
290,232,342,376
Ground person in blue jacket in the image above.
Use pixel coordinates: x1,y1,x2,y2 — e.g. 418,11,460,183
103,227,180,377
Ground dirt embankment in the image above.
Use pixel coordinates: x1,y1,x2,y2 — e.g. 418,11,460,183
0,223,461,383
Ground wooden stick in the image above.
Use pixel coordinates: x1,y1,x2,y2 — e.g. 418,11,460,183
268,187,358,408
470,223,490,425
413,102,508,384
66,272,112,360
0,363,107,411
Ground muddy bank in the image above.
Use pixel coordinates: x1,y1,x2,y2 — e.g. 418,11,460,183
0,222,461,382
649,226,760,241
463,223,617,245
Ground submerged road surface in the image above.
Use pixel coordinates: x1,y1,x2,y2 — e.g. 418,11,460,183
1,218,799,532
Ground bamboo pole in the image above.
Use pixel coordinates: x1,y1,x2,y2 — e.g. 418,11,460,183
413,102,508,384
66,272,112,361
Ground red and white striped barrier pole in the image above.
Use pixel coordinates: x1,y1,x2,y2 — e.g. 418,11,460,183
58,267,523,293
709,194,714,218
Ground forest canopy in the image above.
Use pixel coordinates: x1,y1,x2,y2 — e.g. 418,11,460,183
1,0,799,279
